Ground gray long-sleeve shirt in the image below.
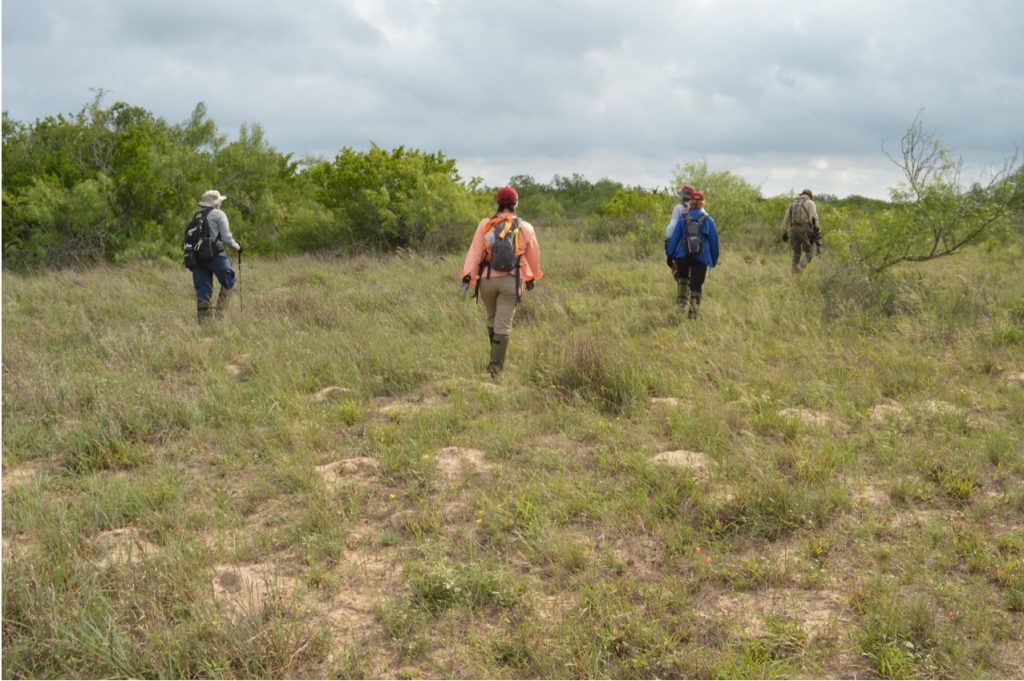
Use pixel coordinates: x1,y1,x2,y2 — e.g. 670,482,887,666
206,208,239,251
665,203,686,239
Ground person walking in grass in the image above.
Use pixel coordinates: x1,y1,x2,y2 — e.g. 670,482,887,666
780,188,820,274
186,189,243,324
664,183,696,243
664,183,696,283
666,190,719,319
461,186,543,377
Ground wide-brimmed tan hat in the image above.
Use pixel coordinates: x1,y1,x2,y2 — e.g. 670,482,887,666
198,189,228,207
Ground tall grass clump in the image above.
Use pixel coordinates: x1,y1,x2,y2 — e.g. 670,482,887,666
525,335,649,415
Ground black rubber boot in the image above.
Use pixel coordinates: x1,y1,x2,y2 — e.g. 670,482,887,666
215,287,233,318
488,333,509,377
197,298,213,325
676,276,690,311
687,293,702,320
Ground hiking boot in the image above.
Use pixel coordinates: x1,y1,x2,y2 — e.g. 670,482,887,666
687,294,701,320
792,262,802,275
676,277,690,310
215,287,233,318
197,298,213,324
488,333,509,377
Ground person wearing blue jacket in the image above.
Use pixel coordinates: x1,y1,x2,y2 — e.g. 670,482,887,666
665,190,719,319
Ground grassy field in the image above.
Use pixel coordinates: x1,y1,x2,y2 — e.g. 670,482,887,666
3,223,1023,678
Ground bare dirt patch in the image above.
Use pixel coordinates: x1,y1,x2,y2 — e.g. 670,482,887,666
91,527,159,569
889,507,947,530
870,401,907,425
434,447,491,481
2,462,49,494
311,386,353,403
650,396,694,410
225,354,253,380
212,562,298,621
779,407,845,430
699,586,848,638
651,449,710,478
376,395,446,417
316,457,380,486
320,537,407,640
853,483,889,508
1005,371,1024,385
917,399,964,418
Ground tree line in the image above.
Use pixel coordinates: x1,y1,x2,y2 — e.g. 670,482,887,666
3,95,1021,272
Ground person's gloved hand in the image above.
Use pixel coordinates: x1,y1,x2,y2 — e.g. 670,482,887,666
781,232,789,242
666,254,674,268
460,274,471,294
525,280,535,291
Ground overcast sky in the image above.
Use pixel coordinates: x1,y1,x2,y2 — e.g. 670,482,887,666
3,0,1023,199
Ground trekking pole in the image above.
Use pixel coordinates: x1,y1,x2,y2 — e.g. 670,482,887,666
237,248,243,315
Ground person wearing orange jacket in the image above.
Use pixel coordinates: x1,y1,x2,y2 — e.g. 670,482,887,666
461,186,543,376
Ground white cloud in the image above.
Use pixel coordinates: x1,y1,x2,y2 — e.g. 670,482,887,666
2,0,1022,200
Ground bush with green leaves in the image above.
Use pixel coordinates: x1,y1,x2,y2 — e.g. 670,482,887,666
307,144,485,252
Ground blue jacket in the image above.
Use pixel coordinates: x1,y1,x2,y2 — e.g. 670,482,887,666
666,208,719,268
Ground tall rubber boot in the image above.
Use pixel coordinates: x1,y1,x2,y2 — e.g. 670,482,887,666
197,298,213,325
676,276,690,311
687,293,702,320
488,333,509,377
215,287,233,318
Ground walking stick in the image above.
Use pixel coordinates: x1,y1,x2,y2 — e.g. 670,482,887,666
237,248,243,315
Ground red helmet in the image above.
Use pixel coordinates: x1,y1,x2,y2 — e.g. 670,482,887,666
690,191,705,202
678,184,695,200
496,186,519,206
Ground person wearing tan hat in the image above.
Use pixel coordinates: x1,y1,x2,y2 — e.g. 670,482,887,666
780,188,819,274
188,189,243,323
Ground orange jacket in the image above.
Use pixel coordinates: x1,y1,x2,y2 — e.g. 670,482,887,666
461,212,544,291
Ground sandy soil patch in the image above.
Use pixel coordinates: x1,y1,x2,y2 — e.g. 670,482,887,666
377,395,445,416
650,397,695,409
779,407,844,430
699,587,848,638
870,401,907,425
2,462,48,494
853,483,889,507
889,507,947,530
311,386,353,403
651,449,710,478
91,527,159,569
1005,371,1024,384
917,399,964,417
316,457,380,485
212,562,297,621
225,354,253,379
435,447,491,481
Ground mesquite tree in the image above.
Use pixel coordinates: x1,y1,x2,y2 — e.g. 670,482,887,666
857,111,1020,273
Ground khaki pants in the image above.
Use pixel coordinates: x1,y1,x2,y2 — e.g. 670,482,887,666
789,223,814,267
479,275,518,336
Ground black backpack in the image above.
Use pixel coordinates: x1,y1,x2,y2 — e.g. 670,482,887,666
183,208,217,270
486,216,522,273
683,213,707,255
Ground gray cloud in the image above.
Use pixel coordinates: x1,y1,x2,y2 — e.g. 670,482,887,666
3,0,1022,199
